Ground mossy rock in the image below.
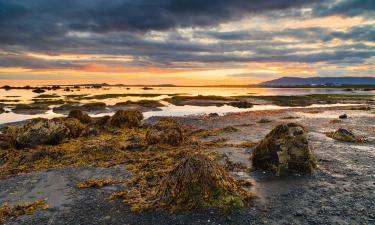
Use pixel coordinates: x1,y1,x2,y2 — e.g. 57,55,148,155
138,153,252,212
252,123,317,175
329,128,360,142
108,110,143,128
68,110,92,124
10,118,70,148
146,118,184,146
64,118,86,138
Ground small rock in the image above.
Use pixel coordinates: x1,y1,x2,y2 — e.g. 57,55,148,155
339,114,348,119
331,128,359,142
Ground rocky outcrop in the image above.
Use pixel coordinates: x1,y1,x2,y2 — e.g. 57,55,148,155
146,118,184,146
252,123,316,175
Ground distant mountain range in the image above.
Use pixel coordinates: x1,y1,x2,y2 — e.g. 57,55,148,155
259,77,375,86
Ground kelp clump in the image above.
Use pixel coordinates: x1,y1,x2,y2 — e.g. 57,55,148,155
121,153,253,212
146,118,184,146
4,118,70,148
108,110,143,128
68,110,92,124
0,200,48,223
252,123,317,175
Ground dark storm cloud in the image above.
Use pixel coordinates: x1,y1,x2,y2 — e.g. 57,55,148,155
313,0,375,17
0,0,373,72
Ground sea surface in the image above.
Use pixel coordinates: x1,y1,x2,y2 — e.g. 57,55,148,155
0,86,373,125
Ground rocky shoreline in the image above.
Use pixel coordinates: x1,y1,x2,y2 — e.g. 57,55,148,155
0,104,374,224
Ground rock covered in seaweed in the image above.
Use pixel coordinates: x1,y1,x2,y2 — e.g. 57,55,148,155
330,128,359,142
131,153,252,212
252,123,316,175
10,118,70,148
64,118,85,138
108,110,143,128
68,110,92,124
146,118,183,146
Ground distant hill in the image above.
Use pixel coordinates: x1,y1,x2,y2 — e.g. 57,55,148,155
259,77,375,86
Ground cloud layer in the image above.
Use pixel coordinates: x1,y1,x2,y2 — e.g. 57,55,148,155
0,0,374,84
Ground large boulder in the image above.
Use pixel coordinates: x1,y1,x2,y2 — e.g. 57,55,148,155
13,118,70,148
252,123,316,175
146,118,183,146
68,110,92,124
108,110,143,128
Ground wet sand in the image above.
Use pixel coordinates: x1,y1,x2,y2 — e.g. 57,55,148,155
0,105,374,225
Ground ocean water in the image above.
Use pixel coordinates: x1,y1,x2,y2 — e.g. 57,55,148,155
0,86,373,125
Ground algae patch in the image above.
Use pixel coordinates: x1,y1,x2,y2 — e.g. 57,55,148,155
0,200,48,223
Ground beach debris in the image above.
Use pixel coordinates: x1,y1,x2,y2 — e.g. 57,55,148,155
327,128,363,143
146,118,184,146
6,118,70,148
339,114,348,119
68,110,92,124
252,123,317,175
108,110,143,128
0,200,48,223
78,177,120,188
120,153,253,212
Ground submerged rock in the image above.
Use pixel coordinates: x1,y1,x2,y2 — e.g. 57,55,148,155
108,110,143,128
146,118,183,146
12,118,70,147
331,128,358,142
141,153,252,212
68,110,92,124
252,123,316,175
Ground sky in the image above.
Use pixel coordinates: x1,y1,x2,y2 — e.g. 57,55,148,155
0,0,374,85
